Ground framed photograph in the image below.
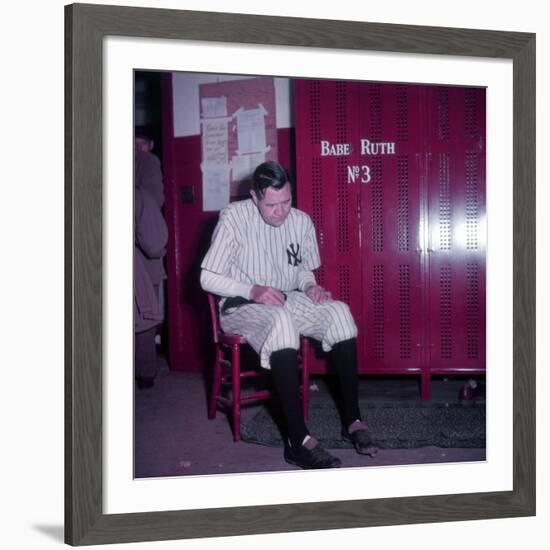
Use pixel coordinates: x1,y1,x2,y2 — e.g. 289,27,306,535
65,3,535,545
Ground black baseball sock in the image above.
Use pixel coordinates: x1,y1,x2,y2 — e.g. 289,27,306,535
270,348,309,449
331,338,361,427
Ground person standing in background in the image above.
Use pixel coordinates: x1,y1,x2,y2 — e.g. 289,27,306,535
134,133,168,389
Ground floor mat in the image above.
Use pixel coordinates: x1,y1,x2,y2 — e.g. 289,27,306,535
241,401,486,449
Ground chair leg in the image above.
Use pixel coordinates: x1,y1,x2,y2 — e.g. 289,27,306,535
231,344,241,441
208,348,222,420
301,338,309,421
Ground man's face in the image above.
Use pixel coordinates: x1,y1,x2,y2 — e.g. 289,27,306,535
135,137,154,153
251,182,292,227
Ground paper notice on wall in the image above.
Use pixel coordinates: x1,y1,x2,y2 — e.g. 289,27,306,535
201,119,229,165
231,155,251,182
201,96,227,118
202,164,231,211
234,105,270,155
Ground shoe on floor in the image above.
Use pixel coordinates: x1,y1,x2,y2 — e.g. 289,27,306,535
284,439,342,469
342,426,378,456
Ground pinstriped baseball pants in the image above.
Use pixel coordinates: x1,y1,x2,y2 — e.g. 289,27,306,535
220,291,358,369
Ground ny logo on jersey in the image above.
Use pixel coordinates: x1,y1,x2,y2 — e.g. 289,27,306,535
287,243,302,266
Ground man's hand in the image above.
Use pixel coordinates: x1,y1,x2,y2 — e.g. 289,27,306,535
306,285,332,304
249,285,286,306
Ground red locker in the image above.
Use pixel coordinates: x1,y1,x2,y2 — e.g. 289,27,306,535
425,86,486,381
357,83,425,380
295,79,486,399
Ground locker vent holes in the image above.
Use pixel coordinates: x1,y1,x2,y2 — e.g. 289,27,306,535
337,157,350,252
336,82,348,144
465,90,478,138
465,152,479,250
338,265,351,304
373,265,385,359
440,266,452,359
397,86,408,142
397,156,410,252
336,83,349,252
309,81,321,146
438,88,450,141
439,153,452,250
316,266,325,288
399,265,411,359
371,158,384,252
370,85,382,141
311,158,324,248
466,264,480,359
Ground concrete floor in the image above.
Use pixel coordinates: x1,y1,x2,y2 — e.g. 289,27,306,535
134,358,486,478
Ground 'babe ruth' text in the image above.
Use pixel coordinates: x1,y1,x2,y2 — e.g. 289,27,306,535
319,139,396,184
320,139,396,157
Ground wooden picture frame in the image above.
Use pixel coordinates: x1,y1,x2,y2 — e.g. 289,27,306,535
65,3,535,545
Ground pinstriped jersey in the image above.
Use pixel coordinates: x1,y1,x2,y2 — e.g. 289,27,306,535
201,199,321,292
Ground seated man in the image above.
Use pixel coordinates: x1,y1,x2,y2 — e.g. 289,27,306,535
200,161,377,469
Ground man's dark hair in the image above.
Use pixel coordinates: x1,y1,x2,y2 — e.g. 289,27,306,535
135,126,154,142
252,161,292,197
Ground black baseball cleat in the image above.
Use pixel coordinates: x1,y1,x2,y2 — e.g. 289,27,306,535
284,441,342,469
342,427,378,456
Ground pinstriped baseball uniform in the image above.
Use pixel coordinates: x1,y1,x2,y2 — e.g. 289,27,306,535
201,199,357,368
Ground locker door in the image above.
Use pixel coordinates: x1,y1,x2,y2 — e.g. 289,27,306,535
358,83,425,375
295,79,362,372
425,86,486,375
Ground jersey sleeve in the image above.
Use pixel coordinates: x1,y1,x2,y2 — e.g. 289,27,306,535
201,207,237,275
301,215,321,271
200,206,252,299
295,214,320,292
200,269,252,299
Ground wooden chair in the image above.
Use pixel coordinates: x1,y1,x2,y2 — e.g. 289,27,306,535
206,293,310,441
